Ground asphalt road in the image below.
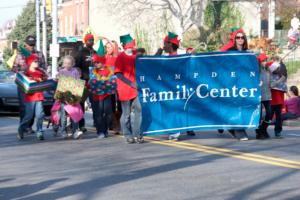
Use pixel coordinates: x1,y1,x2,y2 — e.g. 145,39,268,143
1,113,300,200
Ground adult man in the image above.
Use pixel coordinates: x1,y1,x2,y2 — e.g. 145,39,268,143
74,34,96,131
12,35,46,134
114,34,143,144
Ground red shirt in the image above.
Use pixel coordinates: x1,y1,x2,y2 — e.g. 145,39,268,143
271,89,284,106
24,69,45,102
105,55,117,66
114,52,138,101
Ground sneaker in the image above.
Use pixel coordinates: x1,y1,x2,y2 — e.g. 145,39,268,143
97,132,106,139
236,131,248,141
37,132,44,140
126,137,135,144
25,128,35,135
275,133,283,139
239,137,249,141
73,130,83,139
17,131,24,140
186,131,196,136
217,129,224,134
136,136,144,143
168,135,179,141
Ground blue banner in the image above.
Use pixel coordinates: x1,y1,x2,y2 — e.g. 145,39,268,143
136,52,261,135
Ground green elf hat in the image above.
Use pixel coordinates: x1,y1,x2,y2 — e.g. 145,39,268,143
120,34,136,49
164,32,180,46
92,39,106,64
19,45,31,58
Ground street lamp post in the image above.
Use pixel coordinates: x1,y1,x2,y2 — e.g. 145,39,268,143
51,0,59,78
268,0,275,39
36,0,41,51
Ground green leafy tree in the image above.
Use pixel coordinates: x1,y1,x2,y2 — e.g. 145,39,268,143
4,1,52,64
189,1,244,52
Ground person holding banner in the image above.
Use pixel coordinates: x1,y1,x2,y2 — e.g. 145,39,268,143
155,32,196,141
220,29,249,141
18,54,47,140
114,34,143,144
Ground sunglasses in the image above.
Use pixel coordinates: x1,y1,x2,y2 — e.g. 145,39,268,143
235,36,245,40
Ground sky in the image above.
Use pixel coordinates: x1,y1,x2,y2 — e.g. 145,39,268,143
0,0,30,26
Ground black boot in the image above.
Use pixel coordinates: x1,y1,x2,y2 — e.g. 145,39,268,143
255,129,265,139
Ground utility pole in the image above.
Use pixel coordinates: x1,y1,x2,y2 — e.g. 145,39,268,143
35,0,41,51
51,0,59,78
41,0,47,66
268,0,275,39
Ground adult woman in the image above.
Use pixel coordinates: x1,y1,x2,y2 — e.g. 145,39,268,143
282,86,300,120
219,29,249,141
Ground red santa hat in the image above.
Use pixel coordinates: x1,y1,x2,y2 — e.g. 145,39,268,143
257,53,268,65
26,54,38,66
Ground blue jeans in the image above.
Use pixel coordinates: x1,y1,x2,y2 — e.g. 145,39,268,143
95,96,112,134
282,112,298,121
59,103,79,133
120,97,142,139
18,101,44,134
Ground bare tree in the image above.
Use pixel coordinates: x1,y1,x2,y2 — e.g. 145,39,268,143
104,0,207,36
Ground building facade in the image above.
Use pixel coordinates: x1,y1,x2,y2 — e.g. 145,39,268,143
58,0,89,37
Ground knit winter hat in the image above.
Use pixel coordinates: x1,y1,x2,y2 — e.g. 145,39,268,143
84,34,94,44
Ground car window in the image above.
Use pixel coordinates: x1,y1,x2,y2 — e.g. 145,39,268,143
0,71,16,83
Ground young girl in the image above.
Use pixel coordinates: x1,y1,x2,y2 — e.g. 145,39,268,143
282,86,300,120
18,54,47,140
89,54,116,138
51,55,84,139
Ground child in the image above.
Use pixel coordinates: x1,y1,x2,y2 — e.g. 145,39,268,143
256,53,272,139
89,54,115,139
51,55,84,139
268,56,287,138
18,54,47,140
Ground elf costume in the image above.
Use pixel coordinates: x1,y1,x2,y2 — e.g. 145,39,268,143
115,34,143,143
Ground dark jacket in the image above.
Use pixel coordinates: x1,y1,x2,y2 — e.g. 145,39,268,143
74,46,96,81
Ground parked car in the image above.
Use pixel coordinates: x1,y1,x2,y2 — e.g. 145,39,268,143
0,70,54,116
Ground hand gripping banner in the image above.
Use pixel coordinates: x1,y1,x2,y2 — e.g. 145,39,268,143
136,52,261,135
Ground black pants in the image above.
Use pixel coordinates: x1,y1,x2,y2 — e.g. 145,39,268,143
258,100,272,132
95,96,112,134
271,104,283,134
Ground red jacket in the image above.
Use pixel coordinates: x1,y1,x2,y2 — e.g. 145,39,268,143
114,52,138,101
24,69,45,102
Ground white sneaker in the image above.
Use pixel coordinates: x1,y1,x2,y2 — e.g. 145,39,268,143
73,130,83,139
97,133,105,139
